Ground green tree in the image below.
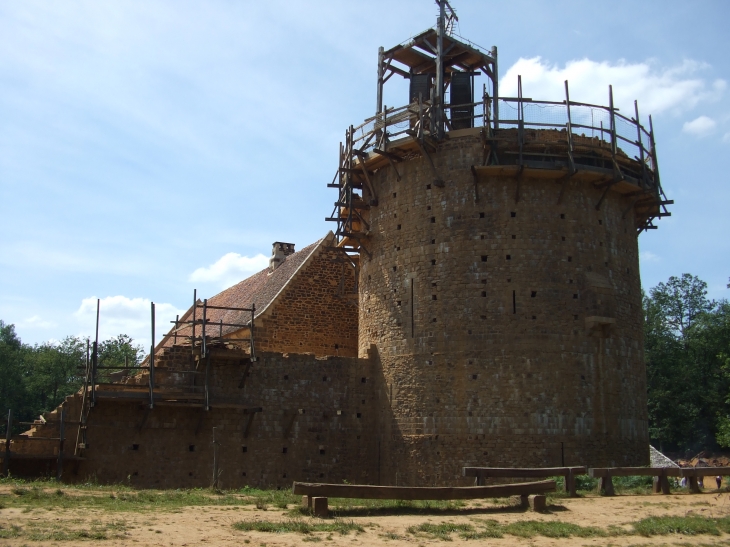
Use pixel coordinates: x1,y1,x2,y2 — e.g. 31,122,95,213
645,274,730,452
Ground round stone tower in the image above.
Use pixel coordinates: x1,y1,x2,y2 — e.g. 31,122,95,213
328,4,670,485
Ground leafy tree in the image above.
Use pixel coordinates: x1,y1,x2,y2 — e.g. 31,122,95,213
645,274,730,453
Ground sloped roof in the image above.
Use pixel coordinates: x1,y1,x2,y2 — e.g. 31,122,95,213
158,232,334,350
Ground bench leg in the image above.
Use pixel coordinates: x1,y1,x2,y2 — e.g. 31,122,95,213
688,477,700,494
302,495,312,510
600,476,615,496
528,494,546,512
519,494,529,508
565,469,577,497
660,476,671,495
312,496,328,518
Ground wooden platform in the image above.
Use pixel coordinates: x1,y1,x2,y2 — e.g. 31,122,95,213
463,467,586,496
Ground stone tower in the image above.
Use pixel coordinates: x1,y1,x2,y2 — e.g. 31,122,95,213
328,1,671,485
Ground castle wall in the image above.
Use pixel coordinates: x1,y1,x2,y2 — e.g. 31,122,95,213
255,247,359,358
10,351,378,488
359,132,649,485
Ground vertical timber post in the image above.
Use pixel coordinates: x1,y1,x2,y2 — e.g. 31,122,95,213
57,406,65,481
492,46,499,130
635,100,647,189
212,426,219,489
203,299,210,411
75,340,91,456
435,0,446,139
250,304,256,362
192,289,197,356
3,409,11,477
149,302,155,410
376,46,384,115
92,299,99,407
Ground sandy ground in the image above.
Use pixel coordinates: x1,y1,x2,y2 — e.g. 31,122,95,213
2,488,730,546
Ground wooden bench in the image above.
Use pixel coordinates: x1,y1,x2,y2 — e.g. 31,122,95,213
462,467,587,497
679,467,730,494
589,467,683,495
292,480,556,517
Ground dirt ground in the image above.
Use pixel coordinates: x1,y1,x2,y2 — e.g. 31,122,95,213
2,487,730,546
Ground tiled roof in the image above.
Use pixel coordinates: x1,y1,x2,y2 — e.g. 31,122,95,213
159,233,332,350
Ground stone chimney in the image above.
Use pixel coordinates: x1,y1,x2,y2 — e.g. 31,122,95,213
269,242,295,272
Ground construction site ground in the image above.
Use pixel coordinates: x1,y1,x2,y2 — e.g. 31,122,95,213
2,480,730,546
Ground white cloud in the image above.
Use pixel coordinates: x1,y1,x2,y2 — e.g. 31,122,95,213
682,115,717,137
501,57,725,117
18,315,56,329
723,132,730,143
640,251,660,263
74,295,185,349
189,252,268,289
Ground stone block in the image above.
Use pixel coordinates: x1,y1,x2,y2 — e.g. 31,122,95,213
312,496,328,518
528,494,546,511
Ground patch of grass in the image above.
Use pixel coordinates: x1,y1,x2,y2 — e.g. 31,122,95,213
232,518,364,536
632,516,721,537
0,524,22,539
503,520,609,538
7,519,129,541
407,522,475,541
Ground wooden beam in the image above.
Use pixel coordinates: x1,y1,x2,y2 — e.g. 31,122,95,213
463,467,586,478
292,480,555,500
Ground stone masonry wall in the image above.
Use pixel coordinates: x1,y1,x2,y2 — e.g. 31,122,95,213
9,349,377,488
359,131,649,485
255,247,359,358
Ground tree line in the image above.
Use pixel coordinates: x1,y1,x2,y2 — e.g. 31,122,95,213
0,322,143,434
1,272,729,452
644,274,730,454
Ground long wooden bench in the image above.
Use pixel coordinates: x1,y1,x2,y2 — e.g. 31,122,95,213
462,467,587,497
292,480,556,517
589,466,730,495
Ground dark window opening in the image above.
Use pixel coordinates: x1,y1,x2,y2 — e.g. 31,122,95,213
397,224,401,230
480,315,486,319
283,473,287,478
562,236,566,241
189,472,193,476
531,291,537,298
361,377,367,383
510,212,516,218
320,473,325,478
506,255,511,260
334,344,338,350
319,449,325,455
568,256,572,262
430,217,436,223
431,239,436,244
427,205,431,210
573,294,578,299
356,413,362,418
396,300,401,306
189,445,195,452
283,375,288,380
393,192,397,198
432,318,437,322
322,376,327,381
512,235,516,239
560,213,565,219
472,374,478,380
481,255,488,262
242,472,247,476
574,315,579,320
393,266,397,271
242,446,247,453
512,290,516,314
282,447,288,454
426,184,431,190
431,259,436,265
432,294,437,300
532,315,537,320
481,291,487,297
598,219,603,225
131,444,139,451
479,212,485,218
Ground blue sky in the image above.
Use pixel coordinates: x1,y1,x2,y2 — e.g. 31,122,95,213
1,0,728,349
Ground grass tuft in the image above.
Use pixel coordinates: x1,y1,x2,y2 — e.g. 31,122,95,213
232,518,364,536
633,516,721,537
